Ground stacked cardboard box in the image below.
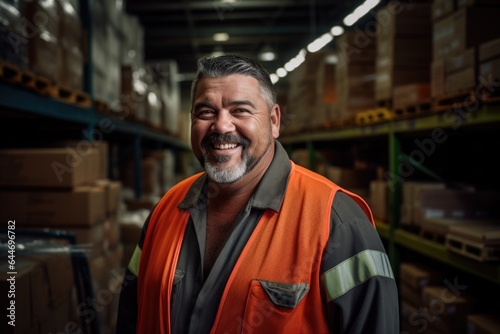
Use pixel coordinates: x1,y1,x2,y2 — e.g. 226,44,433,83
399,262,443,334
431,1,500,98
0,141,124,333
284,51,332,134
369,179,390,222
0,1,28,68
467,314,500,333
335,30,377,120
375,2,433,105
478,37,500,101
400,181,446,228
0,254,77,334
399,261,479,334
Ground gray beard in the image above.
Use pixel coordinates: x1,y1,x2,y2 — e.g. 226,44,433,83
204,153,249,184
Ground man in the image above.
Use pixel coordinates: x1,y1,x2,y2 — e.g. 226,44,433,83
116,55,399,333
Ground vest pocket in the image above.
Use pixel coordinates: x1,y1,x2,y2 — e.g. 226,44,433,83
241,279,309,333
258,279,309,308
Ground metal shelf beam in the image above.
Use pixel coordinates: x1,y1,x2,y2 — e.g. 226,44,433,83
395,229,500,285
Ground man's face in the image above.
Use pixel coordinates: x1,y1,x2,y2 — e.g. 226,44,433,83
191,74,280,184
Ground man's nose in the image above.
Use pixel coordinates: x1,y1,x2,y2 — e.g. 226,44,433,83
211,111,236,133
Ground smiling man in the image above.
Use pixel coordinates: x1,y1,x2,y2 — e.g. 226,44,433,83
116,55,399,334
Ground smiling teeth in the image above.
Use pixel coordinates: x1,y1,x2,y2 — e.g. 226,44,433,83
214,143,237,150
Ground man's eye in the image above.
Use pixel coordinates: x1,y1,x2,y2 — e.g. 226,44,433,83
233,109,249,114
195,110,215,118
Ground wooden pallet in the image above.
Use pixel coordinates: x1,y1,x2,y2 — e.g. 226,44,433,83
445,220,500,262
393,101,432,118
355,107,392,125
446,234,500,262
0,60,22,84
433,90,477,112
419,226,446,245
52,84,91,107
94,100,111,114
376,99,393,109
480,88,500,106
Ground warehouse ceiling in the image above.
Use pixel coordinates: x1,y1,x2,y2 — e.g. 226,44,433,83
123,0,371,80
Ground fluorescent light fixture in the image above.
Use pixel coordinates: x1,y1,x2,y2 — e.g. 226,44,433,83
258,44,276,61
276,68,287,78
325,54,338,64
213,32,229,41
330,25,344,36
284,49,306,72
344,0,380,27
148,92,158,105
307,33,333,53
270,73,279,84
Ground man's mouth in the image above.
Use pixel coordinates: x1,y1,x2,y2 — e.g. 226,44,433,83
213,142,238,150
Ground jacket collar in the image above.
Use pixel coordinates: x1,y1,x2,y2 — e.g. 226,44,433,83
178,140,291,212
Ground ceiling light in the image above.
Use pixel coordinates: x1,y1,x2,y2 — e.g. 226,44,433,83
284,49,306,72
325,54,338,64
270,73,279,84
307,33,333,53
344,0,380,26
330,26,344,36
276,68,287,78
213,32,229,42
258,45,276,61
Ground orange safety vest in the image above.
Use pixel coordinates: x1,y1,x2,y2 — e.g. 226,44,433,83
137,161,374,334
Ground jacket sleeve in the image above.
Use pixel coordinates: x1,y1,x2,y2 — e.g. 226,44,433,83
320,191,399,333
115,212,153,334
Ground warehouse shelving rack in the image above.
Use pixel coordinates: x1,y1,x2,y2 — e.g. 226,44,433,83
0,1,191,333
280,104,500,285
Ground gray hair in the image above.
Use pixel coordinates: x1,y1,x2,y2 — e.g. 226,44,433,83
190,55,276,109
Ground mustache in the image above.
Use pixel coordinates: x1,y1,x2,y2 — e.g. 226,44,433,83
202,133,250,147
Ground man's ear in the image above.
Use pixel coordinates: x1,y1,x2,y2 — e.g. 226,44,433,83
271,104,281,139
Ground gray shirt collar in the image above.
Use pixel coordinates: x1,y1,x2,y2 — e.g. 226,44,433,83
178,140,291,212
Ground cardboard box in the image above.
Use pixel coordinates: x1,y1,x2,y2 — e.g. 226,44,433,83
369,180,389,222
24,252,74,306
479,38,500,62
393,83,431,109
433,7,500,60
326,166,374,190
432,0,456,21
399,284,423,308
431,58,446,97
95,179,123,216
0,148,89,188
480,57,500,83
400,262,443,292
104,218,121,250
422,285,476,319
402,181,446,205
0,186,106,227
